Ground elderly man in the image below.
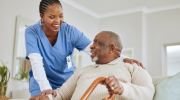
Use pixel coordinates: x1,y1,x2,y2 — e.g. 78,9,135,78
30,31,154,100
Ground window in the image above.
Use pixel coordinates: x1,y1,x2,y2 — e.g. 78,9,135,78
166,45,180,75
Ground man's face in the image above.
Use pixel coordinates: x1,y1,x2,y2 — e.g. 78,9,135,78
90,33,110,64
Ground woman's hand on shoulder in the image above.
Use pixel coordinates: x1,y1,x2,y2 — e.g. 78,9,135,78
123,58,146,70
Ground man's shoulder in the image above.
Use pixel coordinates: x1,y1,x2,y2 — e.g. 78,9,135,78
116,61,133,68
120,62,148,75
117,61,142,68
115,61,139,73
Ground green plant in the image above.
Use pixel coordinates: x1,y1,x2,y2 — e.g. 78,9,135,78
15,69,29,82
0,61,10,97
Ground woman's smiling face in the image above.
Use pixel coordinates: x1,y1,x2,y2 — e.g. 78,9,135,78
40,3,64,33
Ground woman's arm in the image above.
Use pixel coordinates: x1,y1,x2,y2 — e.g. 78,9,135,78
28,53,52,91
25,27,52,92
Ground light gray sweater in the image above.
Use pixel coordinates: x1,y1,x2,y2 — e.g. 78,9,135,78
54,58,155,100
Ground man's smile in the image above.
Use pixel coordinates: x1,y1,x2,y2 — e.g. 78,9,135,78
90,51,96,58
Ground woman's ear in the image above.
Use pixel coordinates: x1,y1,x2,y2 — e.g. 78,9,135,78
40,13,44,20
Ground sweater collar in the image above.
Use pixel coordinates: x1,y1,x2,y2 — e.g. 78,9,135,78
95,57,123,67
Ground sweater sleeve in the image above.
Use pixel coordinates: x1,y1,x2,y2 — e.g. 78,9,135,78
118,63,155,100
54,66,90,100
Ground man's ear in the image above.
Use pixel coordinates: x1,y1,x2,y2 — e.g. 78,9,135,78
109,44,116,54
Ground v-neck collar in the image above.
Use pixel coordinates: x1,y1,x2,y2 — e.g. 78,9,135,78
39,20,59,48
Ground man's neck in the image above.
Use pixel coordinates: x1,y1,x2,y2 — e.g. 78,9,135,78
96,56,119,64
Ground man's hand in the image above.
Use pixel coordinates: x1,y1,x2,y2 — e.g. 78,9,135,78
41,89,57,99
29,94,49,100
102,76,124,95
123,58,146,69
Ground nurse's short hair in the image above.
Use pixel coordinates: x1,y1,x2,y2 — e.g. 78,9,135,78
39,0,62,15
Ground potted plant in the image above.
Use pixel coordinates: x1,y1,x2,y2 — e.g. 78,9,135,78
15,69,29,89
0,61,10,100
15,69,29,82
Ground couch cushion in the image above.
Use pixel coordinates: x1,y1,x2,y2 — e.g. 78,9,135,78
153,72,180,100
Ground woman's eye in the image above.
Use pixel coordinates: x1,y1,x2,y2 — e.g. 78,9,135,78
60,16,63,18
50,16,54,19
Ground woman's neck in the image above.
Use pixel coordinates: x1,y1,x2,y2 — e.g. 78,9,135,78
41,23,58,37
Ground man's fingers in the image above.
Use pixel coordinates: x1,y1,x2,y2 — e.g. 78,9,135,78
113,88,119,94
104,76,114,85
108,79,116,88
99,82,105,85
113,83,119,89
109,83,119,94
104,76,121,95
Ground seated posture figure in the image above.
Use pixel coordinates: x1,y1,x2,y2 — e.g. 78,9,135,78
30,31,154,100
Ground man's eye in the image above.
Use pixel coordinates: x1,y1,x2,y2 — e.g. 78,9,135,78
95,41,99,45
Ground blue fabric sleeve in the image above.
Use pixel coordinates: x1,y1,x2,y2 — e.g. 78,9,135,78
25,28,40,59
69,26,92,51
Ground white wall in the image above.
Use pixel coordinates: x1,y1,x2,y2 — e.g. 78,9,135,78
147,8,180,76
0,0,98,97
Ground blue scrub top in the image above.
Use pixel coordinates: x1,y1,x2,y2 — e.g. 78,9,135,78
25,21,91,92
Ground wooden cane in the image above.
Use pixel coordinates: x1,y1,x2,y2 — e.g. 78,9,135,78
80,77,115,100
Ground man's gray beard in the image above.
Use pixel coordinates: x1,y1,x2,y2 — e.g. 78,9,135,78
92,54,98,62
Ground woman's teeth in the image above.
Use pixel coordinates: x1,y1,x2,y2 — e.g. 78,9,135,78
53,25,59,26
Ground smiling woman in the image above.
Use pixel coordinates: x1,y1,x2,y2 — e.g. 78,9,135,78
25,0,92,97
